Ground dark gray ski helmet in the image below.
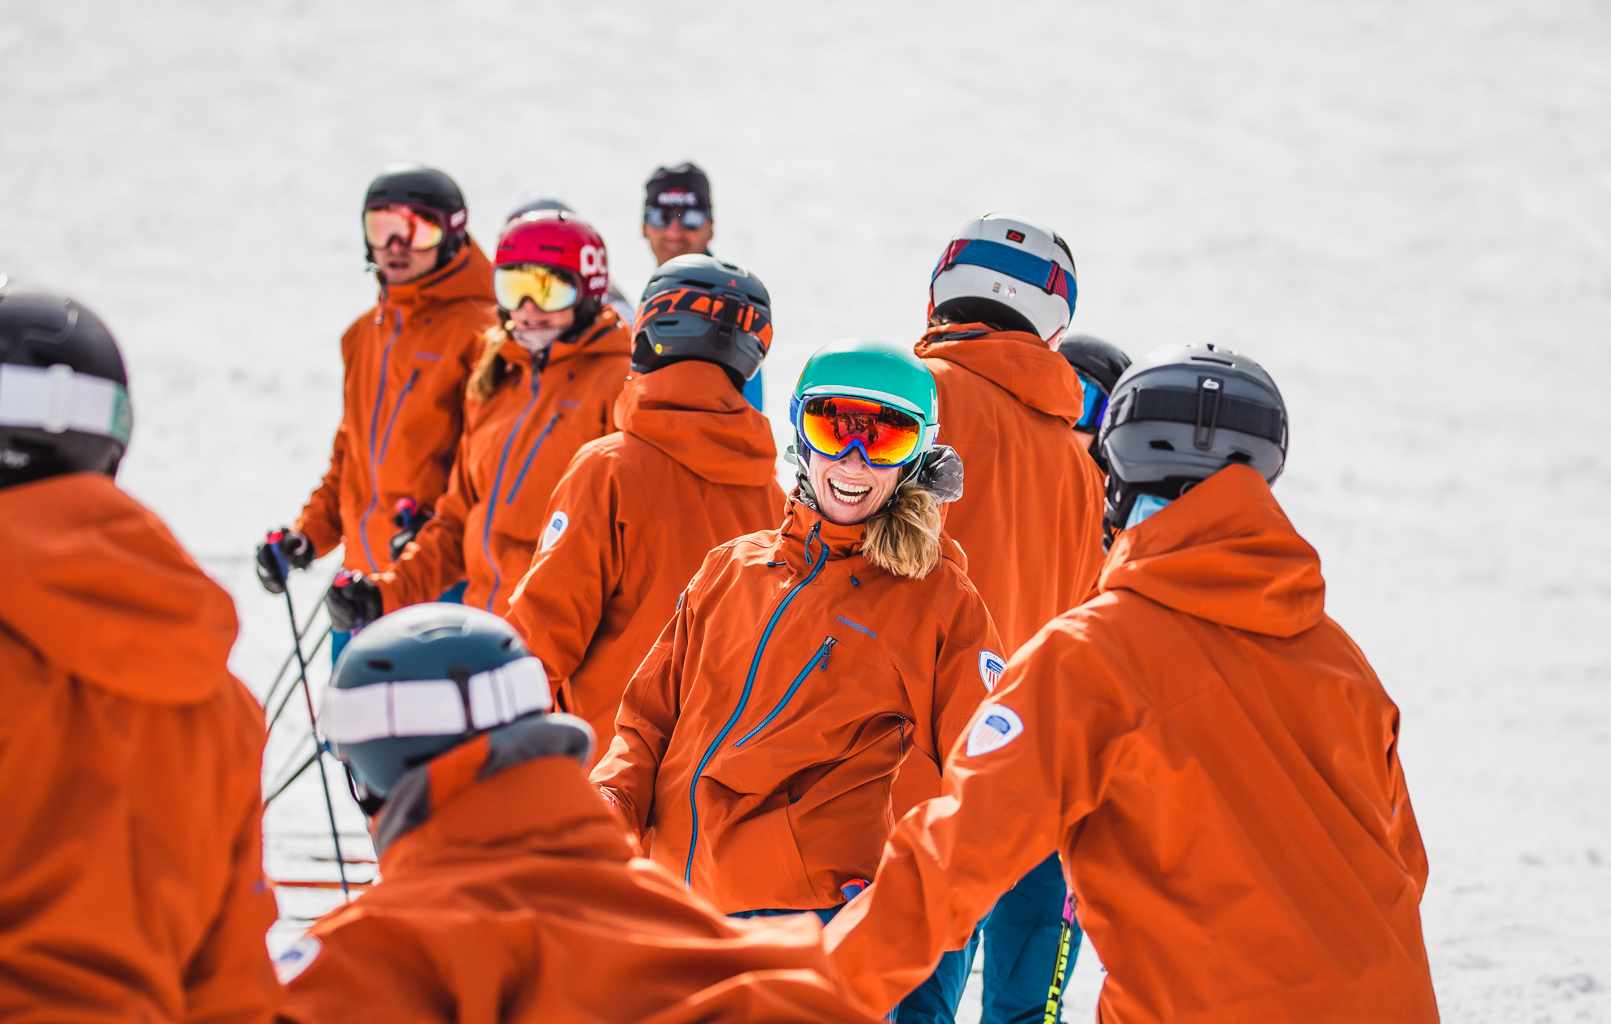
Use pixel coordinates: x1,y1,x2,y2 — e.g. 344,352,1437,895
1058,335,1132,397
363,164,469,266
1098,343,1286,531
631,254,772,383
0,279,133,489
322,604,548,806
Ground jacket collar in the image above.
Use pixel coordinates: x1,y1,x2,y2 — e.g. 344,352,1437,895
1098,465,1325,638
915,322,1086,427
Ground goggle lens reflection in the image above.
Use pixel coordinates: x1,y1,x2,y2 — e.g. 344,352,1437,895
363,204,445,251
494,265,579,313
800,396,923,467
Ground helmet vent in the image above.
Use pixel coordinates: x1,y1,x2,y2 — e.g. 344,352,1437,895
1150,440,1176,451
366,658,394,671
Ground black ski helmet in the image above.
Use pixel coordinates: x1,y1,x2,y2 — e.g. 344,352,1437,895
363,164,469,267
504,196,573,222
1058,335,1132,398
1098,343,1287,535
631,254,772,386
321,604,555,810
0,279,133,490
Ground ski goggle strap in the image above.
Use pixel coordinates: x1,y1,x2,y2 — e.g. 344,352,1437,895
320,656,551,746
1075,372,1108,431
0,363,132,444
931,238,1077,316
494,265,579,313
363,203,447,251
633,287,773,349
797,395,926,467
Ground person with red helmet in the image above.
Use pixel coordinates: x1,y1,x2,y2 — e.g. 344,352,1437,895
323,211,631,628
254,166,499,654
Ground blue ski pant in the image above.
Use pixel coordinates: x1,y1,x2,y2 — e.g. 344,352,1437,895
975,852,1082,1024
731,906,981,1024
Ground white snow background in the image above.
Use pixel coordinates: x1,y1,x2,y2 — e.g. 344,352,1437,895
3,1,1608,1019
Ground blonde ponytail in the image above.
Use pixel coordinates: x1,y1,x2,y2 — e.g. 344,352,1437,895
466,326,509,403
863,481,943,580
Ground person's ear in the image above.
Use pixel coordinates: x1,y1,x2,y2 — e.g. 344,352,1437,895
641,220,651,240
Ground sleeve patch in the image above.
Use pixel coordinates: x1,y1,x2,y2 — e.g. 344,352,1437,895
966,705,1024,757
978,650,1006,692
274,934,322,984
539,511,570,553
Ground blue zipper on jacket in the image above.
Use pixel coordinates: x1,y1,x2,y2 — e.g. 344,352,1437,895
733,636,837,747
355,309,404,572
684,521,826,886
480,369,540,611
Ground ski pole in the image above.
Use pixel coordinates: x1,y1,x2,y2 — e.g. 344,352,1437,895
1043,891,1076,1024
267,624,332,733
263,742,319,807
261,597,326,714
279,579,351,900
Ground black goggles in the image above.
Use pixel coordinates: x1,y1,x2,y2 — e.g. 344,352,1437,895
645,206,709,230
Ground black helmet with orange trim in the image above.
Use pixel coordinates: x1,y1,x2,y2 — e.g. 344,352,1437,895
631,254,772,387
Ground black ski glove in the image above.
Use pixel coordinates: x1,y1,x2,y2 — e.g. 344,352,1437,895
255,528,315,594
916,444,964,504
389,498,433,562
326,570,384,632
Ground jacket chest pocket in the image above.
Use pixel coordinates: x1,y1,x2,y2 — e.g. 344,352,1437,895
733,636,839,749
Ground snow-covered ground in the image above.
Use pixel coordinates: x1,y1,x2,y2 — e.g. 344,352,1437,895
4,1,1608,1019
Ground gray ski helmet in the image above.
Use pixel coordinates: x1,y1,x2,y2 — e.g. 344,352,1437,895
1098,343,1286,531
632,254,772,383
0,279,133,490
322,604,548,806
504,196,573,222
363,164,469,265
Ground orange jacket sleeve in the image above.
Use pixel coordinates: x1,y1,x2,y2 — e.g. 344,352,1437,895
293,421,348,557
375,432,475,610
505,447,626,683
823,625,1138,1013
922,586,1000,769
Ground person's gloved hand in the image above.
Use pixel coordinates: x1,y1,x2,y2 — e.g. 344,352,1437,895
325,570,384,632
916,444,964,504
255,528,315,594
389,497,433,562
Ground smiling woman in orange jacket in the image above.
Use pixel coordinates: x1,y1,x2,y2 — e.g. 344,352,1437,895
325,212,631,626
824,347,1439,1024
593,339,1002,1024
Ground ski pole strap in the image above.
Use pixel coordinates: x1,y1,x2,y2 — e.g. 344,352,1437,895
319,657,551,745
0,363,132,443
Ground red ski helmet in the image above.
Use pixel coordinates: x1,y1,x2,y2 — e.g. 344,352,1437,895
494,213,610,306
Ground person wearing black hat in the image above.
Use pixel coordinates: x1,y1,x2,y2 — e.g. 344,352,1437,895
641,163,764,411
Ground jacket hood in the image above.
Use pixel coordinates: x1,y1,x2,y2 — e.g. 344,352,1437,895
916,322,1086,427
1098,464,1325,638
0,473,239,703
618,360,778,487
378,236,497,314
496,305,633,375
378,736,636,876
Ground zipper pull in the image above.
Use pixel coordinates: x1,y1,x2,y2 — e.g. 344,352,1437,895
819,636,837,670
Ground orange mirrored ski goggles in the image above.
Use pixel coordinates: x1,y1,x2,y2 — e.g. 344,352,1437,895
797,395,924,467
494,264,579,313
363,204,445,251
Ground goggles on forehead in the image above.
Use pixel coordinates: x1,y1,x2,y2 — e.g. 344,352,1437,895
796,394,927,468
1075,372,1109,431
364,204,445,251
494,264,579,313
931,238,1077,317
644,206,709,230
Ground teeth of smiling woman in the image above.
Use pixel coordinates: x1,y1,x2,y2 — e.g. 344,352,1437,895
829,480,871,503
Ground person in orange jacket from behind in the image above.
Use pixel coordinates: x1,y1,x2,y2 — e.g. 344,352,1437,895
324,212,632,629
593,339,1003,1024
505,254,784,762
0,283,280,1022
824,345,1440,1024
917,214,1109,1023
254,166,499,648
277,603,879,1024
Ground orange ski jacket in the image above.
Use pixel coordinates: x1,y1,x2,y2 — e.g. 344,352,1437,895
295,242,500,573
823,466,1439,1023
505,360,785,760
376,310,631,616
592,499,1002,914
0,474,280,1024
915,323,1107,654
276,739,880,1024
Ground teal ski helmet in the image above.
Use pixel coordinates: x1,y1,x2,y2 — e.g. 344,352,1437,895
320,604,550,808
789,338,940,475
